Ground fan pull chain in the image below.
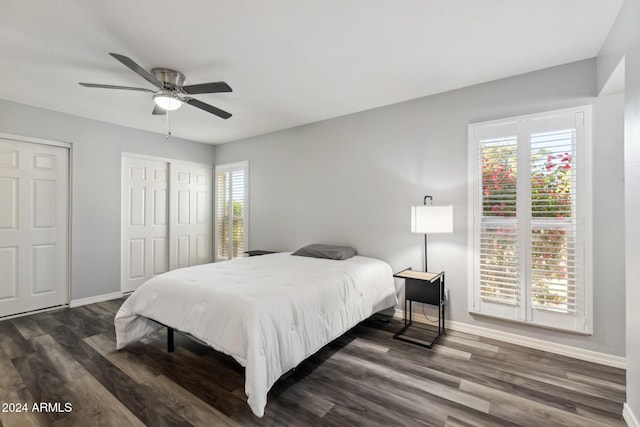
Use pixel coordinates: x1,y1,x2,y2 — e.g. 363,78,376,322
165,110,172,139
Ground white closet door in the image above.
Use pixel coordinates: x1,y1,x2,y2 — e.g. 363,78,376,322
121,157,168,292
170,163,213,269
0,138,69,317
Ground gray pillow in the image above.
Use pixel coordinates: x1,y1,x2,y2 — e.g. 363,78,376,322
291,244,357,260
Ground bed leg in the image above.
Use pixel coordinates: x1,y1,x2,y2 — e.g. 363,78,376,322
167,327,175,353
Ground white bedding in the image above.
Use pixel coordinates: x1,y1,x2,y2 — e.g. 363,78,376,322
114,252,397,417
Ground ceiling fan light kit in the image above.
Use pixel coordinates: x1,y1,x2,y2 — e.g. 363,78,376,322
153,91,182,111
79,53,232,119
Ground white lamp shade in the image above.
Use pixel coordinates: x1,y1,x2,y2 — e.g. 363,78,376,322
411,205,453,233
153,93,183,111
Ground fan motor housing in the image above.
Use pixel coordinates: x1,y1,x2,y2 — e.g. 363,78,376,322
151,68,185,90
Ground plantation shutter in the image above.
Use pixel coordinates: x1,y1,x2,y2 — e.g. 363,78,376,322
528,114,585,330
215,161,248,261
529,120,578,313
479,132,520,307
469,107,591,333
473,121,524,321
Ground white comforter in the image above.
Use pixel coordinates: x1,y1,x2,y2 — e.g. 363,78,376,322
114,252,397,417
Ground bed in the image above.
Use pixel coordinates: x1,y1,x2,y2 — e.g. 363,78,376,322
114,251,397,417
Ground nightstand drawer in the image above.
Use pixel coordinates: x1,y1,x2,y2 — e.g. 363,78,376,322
405,278,441,305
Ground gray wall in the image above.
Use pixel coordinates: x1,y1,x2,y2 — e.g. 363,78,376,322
216,59,626,357
598,0,640,420
0,99,216,300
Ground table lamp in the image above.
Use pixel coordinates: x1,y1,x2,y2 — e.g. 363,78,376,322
411,195,453,271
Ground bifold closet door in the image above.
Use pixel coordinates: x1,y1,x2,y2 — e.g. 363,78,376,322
0,138,69,317
170,163,213,269
121,156,212,293
121,157,169,293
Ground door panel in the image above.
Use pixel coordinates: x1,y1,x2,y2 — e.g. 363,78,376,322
0,138,69,317
152,237,168,274
196,234,209,264
176,235,190,268
128,239,145,279
129,187,146,226
153,189,167,225
0,150,18,168
0,177,17,228
169,163,212,270
33,179,57,228
178,189,190,224
0,246,18,300
32,244,56,294
121,157,168,292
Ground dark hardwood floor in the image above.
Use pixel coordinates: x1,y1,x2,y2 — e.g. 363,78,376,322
0,299,626,426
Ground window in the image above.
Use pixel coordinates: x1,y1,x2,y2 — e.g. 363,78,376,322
468,107,592,333
215,161,248,261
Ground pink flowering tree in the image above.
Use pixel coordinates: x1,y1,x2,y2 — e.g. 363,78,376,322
482,145,573,310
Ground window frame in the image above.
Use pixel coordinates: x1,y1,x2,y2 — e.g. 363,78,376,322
467,106,593,334
214,160,249,262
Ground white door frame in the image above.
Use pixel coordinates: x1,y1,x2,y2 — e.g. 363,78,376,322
0,132,72,316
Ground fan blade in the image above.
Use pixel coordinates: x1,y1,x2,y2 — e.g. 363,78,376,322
79,83,154,92
152,105,166,115
182,81,232,95
109,53,163,88
183,98,232,119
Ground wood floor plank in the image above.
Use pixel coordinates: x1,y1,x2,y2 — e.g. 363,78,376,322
0,356,24,399
11,352,76,424
48,307,111,338
453,346,626,410
482,335,625,380
10,316,46,340
0,304,627,426
288,342,485,426
32,323,194,426
384,336,622,416
0,387,49,427
515,369,626,403
147,374,243,427
297,367,440,426
28,334,89,384
313,349,514,427
53,374,146,427
0,322,34,359
412,340,617,412
120,337,259,421
575,404,628,426
460,379,612,427
566,370,627,393
277,383,335,418
84,332,246,426
439,333,500,354
329,344,491,413
83,334,161,385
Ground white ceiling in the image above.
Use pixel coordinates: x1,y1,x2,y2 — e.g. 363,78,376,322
0,0,623,145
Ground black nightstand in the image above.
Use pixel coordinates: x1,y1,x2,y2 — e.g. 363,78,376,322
393,269,445,348
244,250,277,257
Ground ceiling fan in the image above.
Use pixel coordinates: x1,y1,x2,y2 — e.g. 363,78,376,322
79,53,232,119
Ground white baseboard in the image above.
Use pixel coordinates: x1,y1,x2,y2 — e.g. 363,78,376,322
394,309,626,369
624,403,639,427
69,291,124,308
